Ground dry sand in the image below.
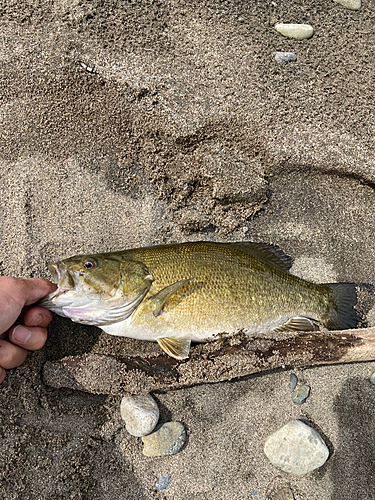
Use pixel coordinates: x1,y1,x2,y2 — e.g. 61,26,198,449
0,0,375,498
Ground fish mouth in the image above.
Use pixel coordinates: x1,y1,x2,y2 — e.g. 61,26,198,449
47,262,62,284
48,262,76,289
37,262,78,306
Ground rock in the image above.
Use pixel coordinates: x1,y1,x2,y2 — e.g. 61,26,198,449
249,490,261,498
142,422,186,457
274,23,314,40
155,475,170,492
370,370,375,384
120,394,159,437
275,52,297,64
291,384,310,404
264,420,329,475
288,373,298,392
333,0,361,10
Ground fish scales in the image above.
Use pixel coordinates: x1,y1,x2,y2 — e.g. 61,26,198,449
116,243,330,334
38,241,362,359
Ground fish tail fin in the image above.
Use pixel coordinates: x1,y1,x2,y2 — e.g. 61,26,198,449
325,283,364,330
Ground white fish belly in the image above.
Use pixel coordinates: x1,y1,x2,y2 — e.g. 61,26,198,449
100,314,316,342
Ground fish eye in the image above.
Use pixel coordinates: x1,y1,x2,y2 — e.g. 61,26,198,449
83,258,97,270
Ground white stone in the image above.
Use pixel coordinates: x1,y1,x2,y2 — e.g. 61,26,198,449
274,23,314,40
120,394,159,437
333,0,361,10
274,52,297,64
264,420,329,475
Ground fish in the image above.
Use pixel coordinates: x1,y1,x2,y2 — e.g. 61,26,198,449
38,241,363,360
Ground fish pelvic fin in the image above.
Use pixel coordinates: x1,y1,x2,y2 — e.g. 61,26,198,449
157,337,191,359
149,277,195,317
272,316,318,333
325,283,364,329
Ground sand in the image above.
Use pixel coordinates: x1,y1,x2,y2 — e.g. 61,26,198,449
0,0,375,498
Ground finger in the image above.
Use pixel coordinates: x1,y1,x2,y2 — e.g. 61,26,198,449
23,306,54,328
0,367,5,384
0,339,27,369
0,277,56,306
0,277,56,334
17,278,57,306
9,325,48,351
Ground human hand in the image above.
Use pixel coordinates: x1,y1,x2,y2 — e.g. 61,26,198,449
0,277,57,384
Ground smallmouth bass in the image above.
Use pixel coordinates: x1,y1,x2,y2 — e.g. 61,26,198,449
39,241,362,359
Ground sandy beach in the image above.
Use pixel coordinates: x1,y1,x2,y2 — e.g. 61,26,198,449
0,0,375,498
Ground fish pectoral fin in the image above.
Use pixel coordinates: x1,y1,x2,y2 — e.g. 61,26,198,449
149,278,195,317
157,337,191,359
272,316,318,333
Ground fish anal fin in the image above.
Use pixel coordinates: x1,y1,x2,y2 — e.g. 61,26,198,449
150,278,195,317
157,337,191,359
272,316,318,333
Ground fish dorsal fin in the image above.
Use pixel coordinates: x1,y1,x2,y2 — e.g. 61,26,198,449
229,242,292,272
272,316,318,333
149,278,195,317
157,337,191,359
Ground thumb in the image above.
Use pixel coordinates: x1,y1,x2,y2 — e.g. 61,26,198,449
20,278,57,305
0,277,57,334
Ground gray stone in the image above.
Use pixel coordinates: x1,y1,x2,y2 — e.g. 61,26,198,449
288,373,298,392
155,475,170,492
120,394,159,437
264,420,329,475
291,384,310,404
370,371,375,384
333,0,361,10
275,52,297,64
274,23,314,40
142,422,186,457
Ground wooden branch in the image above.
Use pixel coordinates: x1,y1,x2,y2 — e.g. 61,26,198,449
42,327,375,395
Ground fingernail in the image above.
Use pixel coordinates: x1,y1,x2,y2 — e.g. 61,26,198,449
12,326,32,344
30,314,43,327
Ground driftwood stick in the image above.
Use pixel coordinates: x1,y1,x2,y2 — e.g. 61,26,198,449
43,327,375,395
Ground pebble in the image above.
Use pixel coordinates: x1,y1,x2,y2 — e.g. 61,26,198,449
370,371,375,384
120,394,159,437
288,373,298,392
155,475,170,492
275,52,297,65
142,422,186,457
333,0,361,10
264,420,329,475
274,23,314,40
291,384,310,404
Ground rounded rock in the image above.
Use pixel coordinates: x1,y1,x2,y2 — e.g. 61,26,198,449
291,384,310,404
264,420,329,475
288,373,298,392
142,422,186,457
120,394,159,437
333,0,361,10
275,52,297,65
370,370,375,384
155,475,170,492
274,23,314,40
